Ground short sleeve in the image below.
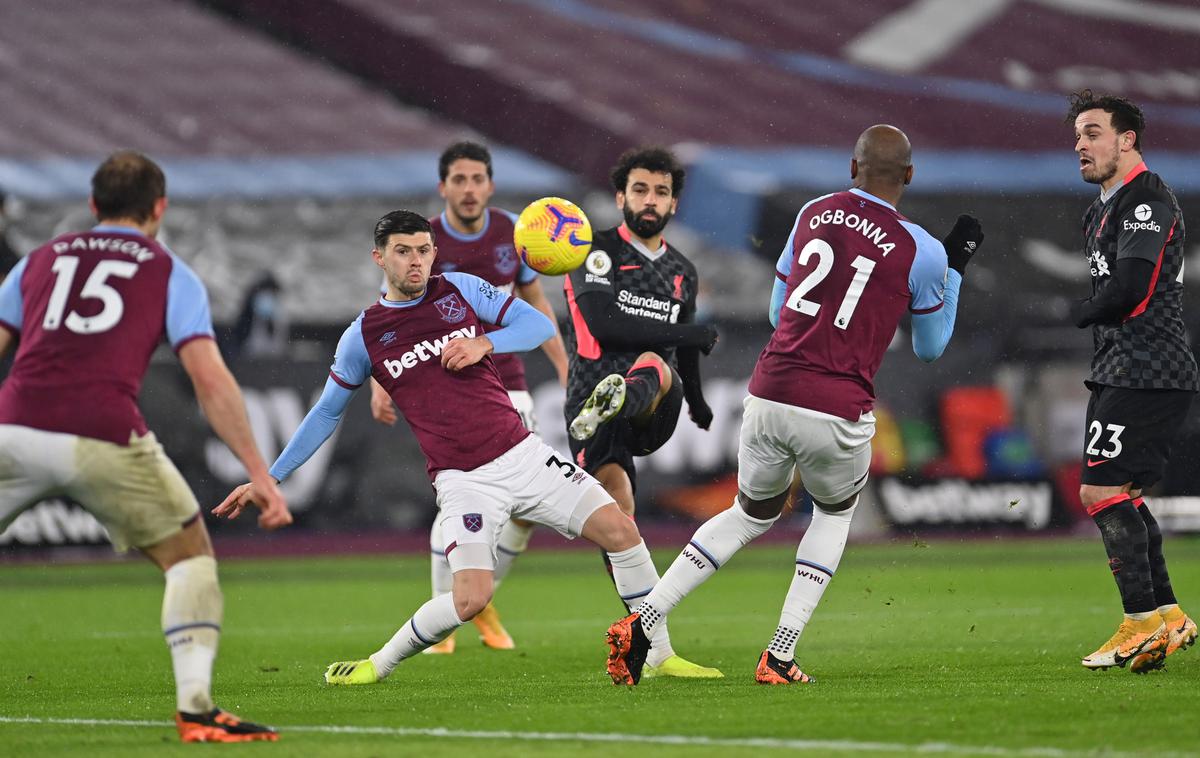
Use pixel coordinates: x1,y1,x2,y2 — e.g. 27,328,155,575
0,254,28,332
567,248,616,298
443,271,514,325
1116,193,1174,263
329,313,371,389
166,256,216,349
902,221,948,314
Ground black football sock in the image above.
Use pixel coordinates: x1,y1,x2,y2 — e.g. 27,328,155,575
620,363,662,419
1091,496,1156,614
1136,499,1178,608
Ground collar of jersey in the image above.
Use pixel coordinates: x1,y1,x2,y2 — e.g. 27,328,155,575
438,210,490,242
1099,161,1148,204
848,188,896,212
92,223,145,237
378,291,426,309
617,224,667,261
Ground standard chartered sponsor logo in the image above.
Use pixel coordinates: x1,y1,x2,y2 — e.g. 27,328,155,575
383,326,477,377
616,290,678,322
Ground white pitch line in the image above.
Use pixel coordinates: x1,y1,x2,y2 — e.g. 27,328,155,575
0,715,1163,757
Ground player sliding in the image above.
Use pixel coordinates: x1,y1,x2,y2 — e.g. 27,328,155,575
605,125,984,685
215,210,669,685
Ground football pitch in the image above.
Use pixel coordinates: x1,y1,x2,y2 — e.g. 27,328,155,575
2,537,1198,756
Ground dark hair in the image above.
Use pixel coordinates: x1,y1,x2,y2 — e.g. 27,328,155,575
91,151,166,222
1066,89,1146,152
439,141,493,181
373,210,433,249
610,146,685,197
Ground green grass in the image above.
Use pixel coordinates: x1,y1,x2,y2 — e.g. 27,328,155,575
2,537,1199,756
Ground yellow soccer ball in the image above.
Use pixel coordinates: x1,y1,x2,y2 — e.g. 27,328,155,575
513,197,592,275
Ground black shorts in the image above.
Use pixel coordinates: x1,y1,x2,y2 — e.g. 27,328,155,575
567,368,684,489
1081,385,1195,489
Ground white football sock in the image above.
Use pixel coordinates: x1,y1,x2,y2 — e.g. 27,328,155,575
429,516,453,598
494,519,534,588
770,503,856,660
162,555,222,714
637,501,777,640
370,593,462,679
606,541,675,667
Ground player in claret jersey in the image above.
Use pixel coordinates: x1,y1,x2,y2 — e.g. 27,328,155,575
1065,90,1197,673
606,126,985,685
0,151,289,742
564,146,722,680
369,141,569,654
216,211,669,686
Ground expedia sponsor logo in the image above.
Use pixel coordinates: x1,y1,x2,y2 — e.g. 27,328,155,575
382,326,477,378
1123,218,1161,233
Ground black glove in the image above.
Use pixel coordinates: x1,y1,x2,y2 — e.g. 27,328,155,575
696,324,719,356
688,399,713,430
942,215,984,274
1069,298,1092,328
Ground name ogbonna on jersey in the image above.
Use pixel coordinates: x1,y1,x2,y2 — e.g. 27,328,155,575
383,326,477,377
809,209,894,256
52,236,155,262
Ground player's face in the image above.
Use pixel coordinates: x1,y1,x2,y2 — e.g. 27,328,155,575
374,232,436,299
618,168,677,240
1073,109,1128,186
439,159,494,226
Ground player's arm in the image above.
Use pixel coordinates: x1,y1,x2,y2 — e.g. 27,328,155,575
572,290,717,354
516,272,569,387
1070,195,1172,327
163,258,289,528
0,255,28,362
768,237,794,328
676,277,713,429
213,317,368,521
909,216,983,363
440,272,554,372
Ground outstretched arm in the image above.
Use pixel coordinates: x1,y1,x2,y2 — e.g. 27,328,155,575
911,269,961,363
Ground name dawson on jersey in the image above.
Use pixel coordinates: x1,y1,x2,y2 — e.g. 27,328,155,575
808,208,895,256
617,290,679,323
382,326,478,377
52,236,156,262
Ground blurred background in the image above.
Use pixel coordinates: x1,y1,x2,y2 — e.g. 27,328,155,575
4,0,1200,555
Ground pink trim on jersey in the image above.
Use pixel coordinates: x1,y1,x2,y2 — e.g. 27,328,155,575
1121,161,1148,185
564,276,601,360
617,223,667,249
329,371,361,390
172,333,216,353
1125,221,1174,321
627,358,666,385
495,294,515,324
910,302,944,315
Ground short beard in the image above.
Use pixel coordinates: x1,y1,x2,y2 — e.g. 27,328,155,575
622,203,672,239
390,274,426,298
1082,153,1120,186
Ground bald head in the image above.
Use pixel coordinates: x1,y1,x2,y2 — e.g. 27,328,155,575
853,125,912,187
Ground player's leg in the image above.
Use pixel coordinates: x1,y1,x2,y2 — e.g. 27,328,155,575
1133,497,1196,665
1078,386,1176,670
422,513,458,654
758,405,874,684
569,353,670,441
73,432,277,742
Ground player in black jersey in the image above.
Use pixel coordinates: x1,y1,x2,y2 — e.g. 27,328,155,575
1066,90,1197,672
563,147,720,680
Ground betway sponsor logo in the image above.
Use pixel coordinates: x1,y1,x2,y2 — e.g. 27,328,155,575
616,290,680,323
0,500,109,546
53,235,155,262
808,208,895,256
383,326,476,377
1123,219,1162,233
877,478,1053,529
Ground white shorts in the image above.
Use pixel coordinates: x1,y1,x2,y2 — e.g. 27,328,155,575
0,425,200,552
508,390,538,434
434,434,612,569
737,395,875,505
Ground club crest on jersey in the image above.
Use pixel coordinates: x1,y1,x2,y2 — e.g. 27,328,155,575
462,513,483,533
434,294,468,324
379,330,398,346
494,244,519,275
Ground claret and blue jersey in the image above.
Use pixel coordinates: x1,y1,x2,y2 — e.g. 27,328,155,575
752,188,959,421
269,272,554,484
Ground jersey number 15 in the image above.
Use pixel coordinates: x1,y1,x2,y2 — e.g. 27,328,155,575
43,255,139,335
785,239,876,330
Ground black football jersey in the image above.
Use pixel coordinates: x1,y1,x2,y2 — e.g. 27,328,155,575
1082,164,1198,391
562,226,699,413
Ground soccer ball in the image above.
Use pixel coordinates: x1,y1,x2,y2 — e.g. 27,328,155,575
513,197,592,275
